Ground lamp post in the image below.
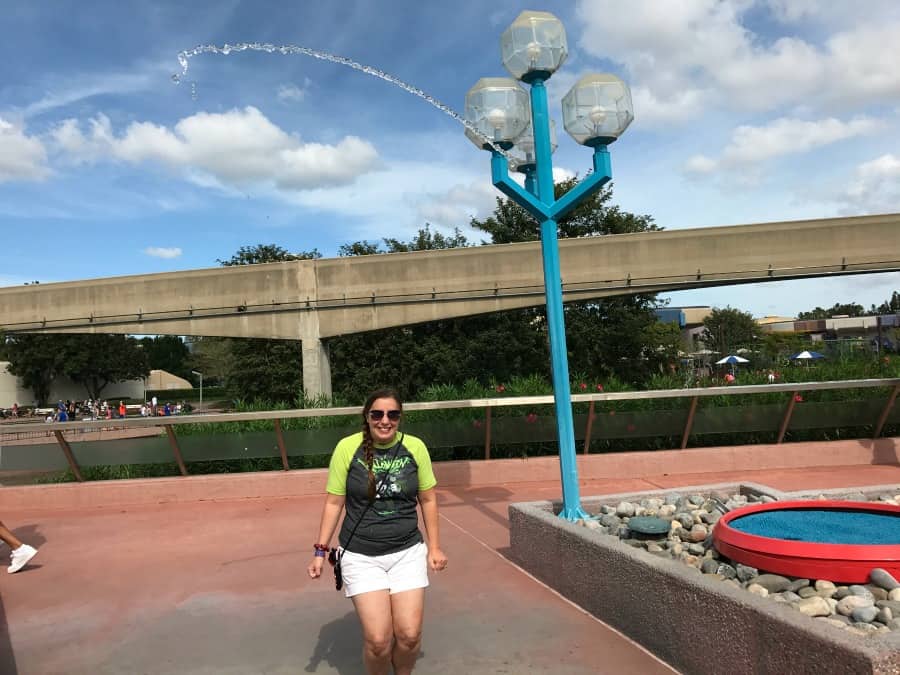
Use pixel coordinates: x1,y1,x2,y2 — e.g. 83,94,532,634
191,370,203,415
465,10,634,520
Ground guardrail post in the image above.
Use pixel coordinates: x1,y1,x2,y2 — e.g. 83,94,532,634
776,391,799,444
680,396,699,449
53,430,84,482
274,419,290,470
165,425,189,475
873,384,900,439
484,407,492,460
583,400,596,454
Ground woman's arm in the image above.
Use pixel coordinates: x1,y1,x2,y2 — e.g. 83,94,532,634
307,493,345,579
418,488,447,571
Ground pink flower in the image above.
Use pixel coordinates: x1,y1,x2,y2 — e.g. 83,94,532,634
579,382,587,390
596,384,604,392
496,384,505,393
794,394,803,403
473,419,483,428
525,413,538,424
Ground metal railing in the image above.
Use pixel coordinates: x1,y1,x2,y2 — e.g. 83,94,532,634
2,378,898,482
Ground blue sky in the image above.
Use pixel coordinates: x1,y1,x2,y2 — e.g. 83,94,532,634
1,0,899,318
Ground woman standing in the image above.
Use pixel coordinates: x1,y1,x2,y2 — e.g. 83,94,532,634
307,388,447,675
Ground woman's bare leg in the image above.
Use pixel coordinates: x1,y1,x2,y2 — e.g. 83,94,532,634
352,590,394,675
390,588,425,675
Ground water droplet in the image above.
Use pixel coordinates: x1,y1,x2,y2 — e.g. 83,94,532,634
171,73,181,84
191,82,197,100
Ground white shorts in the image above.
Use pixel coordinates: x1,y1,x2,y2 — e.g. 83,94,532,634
340,541,429,598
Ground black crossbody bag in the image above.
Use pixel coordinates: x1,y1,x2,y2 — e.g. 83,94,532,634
329,434,404,591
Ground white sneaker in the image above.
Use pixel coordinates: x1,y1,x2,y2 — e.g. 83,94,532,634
8,544,37,573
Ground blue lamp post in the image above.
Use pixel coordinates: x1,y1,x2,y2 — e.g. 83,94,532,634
465,10,634,520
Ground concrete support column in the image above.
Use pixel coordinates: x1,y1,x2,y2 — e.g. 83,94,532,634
302,338,332,401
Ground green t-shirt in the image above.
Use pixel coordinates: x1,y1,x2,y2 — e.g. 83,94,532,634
326,431,437,556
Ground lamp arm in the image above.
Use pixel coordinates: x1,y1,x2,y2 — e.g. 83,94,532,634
549,146,612,221
491,151,550,221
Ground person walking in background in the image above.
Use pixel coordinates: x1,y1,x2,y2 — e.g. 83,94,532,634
307,388,447,675
0,521,38,573
118,401,126,419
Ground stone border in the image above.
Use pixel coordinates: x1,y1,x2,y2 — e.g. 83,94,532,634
508,483,900,675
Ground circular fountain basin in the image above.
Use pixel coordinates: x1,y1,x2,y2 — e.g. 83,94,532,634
713,500,900,583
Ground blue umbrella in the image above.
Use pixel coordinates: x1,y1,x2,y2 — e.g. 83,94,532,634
716,354,749,375
790,350,826,360
716,355,750,365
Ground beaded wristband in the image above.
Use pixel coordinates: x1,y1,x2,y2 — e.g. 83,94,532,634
314,549,327,558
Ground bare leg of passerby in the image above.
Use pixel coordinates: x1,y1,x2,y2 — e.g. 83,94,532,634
0,521,24,549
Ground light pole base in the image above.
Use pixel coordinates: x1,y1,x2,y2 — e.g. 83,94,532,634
557,504,590,522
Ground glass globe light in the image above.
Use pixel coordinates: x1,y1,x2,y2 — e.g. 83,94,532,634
562,74,634,146
464,78,530,145
500,10,568,82
512,118,558,165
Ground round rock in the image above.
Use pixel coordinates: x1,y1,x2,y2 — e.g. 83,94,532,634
870,568,900,591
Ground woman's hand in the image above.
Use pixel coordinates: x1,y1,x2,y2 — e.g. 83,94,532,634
308,555,326,579
428,546,448,572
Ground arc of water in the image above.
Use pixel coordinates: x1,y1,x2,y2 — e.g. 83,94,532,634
174,42,513,159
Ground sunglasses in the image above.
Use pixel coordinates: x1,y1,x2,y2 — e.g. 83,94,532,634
368,409,401,421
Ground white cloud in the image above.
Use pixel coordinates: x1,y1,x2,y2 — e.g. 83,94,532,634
144,246,183,259
51,107,380,191
0,118,50,182
574,0,900,118
22,70,155,119
277,78,312,103
838,154,900,213
415,181,499,228
684,116,882,173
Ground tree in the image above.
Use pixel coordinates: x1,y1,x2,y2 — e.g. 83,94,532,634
337,224,470,257
798,302,865,320
218,244,321,266
61,335,149,400
227,338,303,403
872,291,900,315
185,336,231,386
4,334,69,405
139,335,191,381
4,334,149,403
701,307,758,355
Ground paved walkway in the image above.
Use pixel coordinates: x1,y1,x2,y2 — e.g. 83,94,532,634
1,464,899,674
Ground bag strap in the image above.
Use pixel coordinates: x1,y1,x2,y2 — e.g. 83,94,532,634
341,432,404,552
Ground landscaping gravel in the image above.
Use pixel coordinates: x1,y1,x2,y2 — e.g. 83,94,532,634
577,489,900,638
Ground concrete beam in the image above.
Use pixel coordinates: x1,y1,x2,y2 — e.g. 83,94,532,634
1,213,898,342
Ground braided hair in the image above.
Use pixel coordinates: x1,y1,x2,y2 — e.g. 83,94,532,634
361,388,403,502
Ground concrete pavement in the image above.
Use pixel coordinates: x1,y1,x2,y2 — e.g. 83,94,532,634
1,461,899,674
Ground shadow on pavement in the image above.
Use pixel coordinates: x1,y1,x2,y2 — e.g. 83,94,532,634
305,610,363,674
0,592,18,675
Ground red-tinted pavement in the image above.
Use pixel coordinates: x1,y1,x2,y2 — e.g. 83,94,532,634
1,463,898,674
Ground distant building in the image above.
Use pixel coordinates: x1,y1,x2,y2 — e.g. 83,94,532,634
654,306,713,351
145,370,192,390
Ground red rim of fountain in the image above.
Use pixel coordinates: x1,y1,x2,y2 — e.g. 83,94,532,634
712,500,900,583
